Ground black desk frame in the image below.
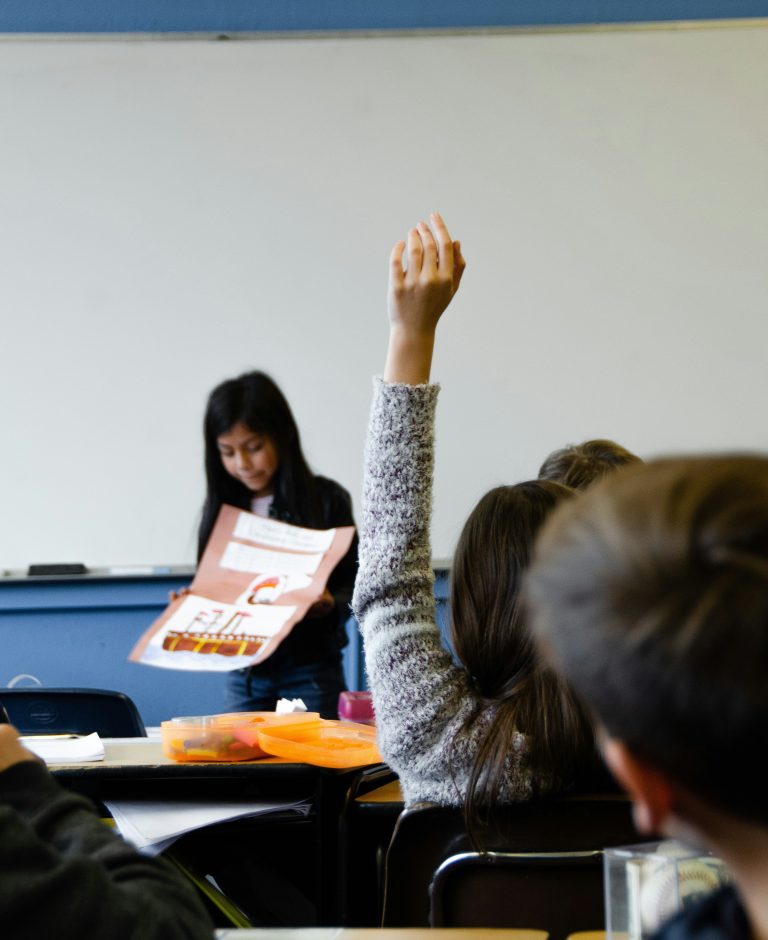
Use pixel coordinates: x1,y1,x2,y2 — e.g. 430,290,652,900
53,759,378,925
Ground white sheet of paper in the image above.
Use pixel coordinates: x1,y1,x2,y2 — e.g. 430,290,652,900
104,798,312,855
233,512,335,553
21,732,105,764
220,541,322,576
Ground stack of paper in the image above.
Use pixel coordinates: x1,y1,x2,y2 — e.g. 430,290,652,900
104,798,311,855
20,732,105,764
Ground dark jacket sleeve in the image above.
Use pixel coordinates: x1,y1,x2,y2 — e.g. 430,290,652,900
319,476,359,624
0,760,214,940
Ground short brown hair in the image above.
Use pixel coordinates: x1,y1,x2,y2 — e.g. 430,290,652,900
526,455,768,824
538,439,641,490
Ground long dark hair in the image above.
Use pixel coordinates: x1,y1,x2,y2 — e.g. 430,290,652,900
450,481,594,833
198,371,321,559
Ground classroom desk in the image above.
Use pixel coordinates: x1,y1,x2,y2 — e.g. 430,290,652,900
49,739,385,926
337,774,405,925
354,779,403,805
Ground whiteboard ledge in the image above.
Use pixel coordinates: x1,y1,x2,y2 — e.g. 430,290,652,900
1,19,768,43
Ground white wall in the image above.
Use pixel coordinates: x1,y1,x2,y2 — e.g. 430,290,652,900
1,25,767,569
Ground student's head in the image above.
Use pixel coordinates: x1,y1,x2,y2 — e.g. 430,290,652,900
450,480,594,827
526,455,768,835
198,371,315,558
538,439,641,491
204,371,295,496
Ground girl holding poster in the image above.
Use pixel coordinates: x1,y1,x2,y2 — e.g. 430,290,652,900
198,370,358,717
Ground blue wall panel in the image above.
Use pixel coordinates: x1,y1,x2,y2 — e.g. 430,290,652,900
0,573,451,725
0,1,766,33
0,576,223,726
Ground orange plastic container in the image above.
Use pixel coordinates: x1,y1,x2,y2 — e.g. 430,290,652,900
161,712,321,762
256,719,382,768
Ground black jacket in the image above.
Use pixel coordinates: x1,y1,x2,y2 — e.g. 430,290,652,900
652,886,750,940
267,475,358,665
0,760,214,940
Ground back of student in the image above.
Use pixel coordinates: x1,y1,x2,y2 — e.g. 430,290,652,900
353,214,598,824
526,455,768,940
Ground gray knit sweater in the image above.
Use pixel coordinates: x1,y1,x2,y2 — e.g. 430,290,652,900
352,379,536,808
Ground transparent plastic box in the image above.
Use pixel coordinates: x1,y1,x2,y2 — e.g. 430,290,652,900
161,711,320,762
605,840,731,939
160,711,382,766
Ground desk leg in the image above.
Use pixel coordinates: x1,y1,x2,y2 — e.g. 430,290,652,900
313,770,358,925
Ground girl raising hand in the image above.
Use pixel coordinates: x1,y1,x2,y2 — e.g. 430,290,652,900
353,214,595,819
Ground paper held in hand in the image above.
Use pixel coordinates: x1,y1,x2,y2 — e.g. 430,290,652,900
129,505,355,673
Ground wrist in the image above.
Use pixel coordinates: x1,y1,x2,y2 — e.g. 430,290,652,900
384,326,436,384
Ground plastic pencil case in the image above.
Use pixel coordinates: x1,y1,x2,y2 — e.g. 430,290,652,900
161,712,320,762
256,719,382,768
337,690,375,725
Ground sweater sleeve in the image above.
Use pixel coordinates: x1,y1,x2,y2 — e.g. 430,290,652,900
352,379,499,807
0,760,214,940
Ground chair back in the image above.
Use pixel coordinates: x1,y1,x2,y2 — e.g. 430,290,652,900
0,687,147,737
431,848,605,936
382,794,640,932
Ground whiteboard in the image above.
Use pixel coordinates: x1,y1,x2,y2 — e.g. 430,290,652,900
1,25,767,569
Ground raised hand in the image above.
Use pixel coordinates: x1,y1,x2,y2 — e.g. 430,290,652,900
385,212,465,384
0,724,39,773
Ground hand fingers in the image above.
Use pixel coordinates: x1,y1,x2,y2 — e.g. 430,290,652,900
417,220,438,277
430,212,454,278
406,227,423,280
389,240,406,289
453,239,466,292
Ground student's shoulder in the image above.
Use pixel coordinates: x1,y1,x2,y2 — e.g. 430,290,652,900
651,884,749,940
314,474,352,504
313,475,355,525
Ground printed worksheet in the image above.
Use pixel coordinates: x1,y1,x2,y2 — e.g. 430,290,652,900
129,505,355,672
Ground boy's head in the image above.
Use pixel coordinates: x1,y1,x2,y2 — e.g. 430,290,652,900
525,455,768,829
538,439,641,490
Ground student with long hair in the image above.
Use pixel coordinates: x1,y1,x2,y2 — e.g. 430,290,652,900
200,371,357,717
352,214,594,818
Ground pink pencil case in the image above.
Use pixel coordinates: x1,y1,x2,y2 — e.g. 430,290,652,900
337,691,375,725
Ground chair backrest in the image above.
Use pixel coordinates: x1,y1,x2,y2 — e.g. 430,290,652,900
430,849,605,937
382,794,640,930
0,687,147,737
